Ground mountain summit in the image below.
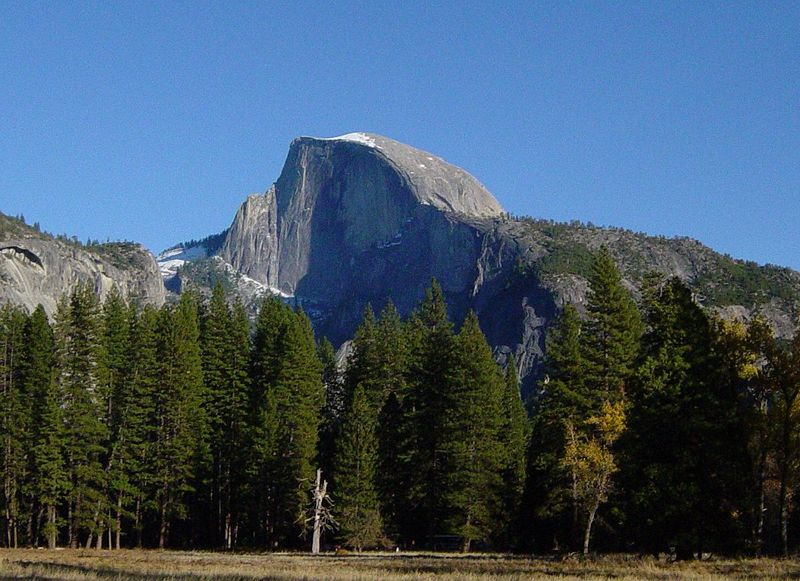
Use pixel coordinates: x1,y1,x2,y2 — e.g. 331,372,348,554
296,133,504,218
218,133,504,300
157,133,800,393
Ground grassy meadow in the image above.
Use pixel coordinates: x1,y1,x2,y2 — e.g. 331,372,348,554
0,550,799,580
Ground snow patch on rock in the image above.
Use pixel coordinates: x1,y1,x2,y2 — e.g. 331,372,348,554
317,132,381,149
157,245,208,279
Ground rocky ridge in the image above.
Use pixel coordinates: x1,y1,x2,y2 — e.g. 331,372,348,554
0,214,166,315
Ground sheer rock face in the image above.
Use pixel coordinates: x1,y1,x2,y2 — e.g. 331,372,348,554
0,234,165,316
220,188,279,288
215,134,552,390
191,132,800,395
220,133,504,299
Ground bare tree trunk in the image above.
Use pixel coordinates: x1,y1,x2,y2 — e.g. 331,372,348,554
47,505,57,549
92,506,102,549
462,514,472,553
34,506,44,549
159,493,169,549
158,482,169,549
115,495,122,550
135,497,142,548
312,469,323,554
68,500,76,549
583,502,599,555
27,506,34,548
778,431,790,556
571,473,580,551
755,448,767,556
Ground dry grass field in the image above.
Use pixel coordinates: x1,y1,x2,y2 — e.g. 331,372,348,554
0,550,799,580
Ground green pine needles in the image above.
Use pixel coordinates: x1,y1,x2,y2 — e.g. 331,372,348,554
0,248,799,556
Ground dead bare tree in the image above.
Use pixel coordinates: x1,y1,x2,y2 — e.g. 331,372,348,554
305,469,336,553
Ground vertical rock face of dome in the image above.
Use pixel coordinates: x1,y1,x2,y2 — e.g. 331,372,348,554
219,133,505,301
213,133,558,392
220,188,279,288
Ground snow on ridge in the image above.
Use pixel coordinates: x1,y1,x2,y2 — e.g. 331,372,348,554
157,245,208,278
215,257,295,299
316,132,381,149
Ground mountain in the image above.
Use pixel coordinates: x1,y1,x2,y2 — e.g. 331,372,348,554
160,132,799,394
0,213,165,315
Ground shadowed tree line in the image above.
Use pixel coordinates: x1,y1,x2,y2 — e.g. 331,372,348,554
0,248,799,557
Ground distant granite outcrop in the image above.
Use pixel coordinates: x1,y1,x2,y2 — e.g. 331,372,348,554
0,214,165,315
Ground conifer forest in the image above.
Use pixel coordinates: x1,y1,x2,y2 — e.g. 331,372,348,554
1,247,799,559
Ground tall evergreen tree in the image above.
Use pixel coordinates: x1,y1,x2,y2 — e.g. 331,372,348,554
246,297,291,546
221,298,251,548
524,304,587,552
440,311,505,552
198,282,241,547
401,280,456,545
345,305,380,405
543,304,589,419
270,310,324,546
334,385,384,550
0,304,30,547
153,292,207,548
582,247,642,401
246,299,323,547
102,288,132,549
373,301,410,542
25,305,65,549
497,355,530,549
766,327,800,555
317,337,343,500
623,277,749,557
125,304,161,548
55,283,110,549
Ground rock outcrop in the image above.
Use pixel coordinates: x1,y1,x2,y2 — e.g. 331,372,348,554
0,215,166,315
167,133,800,396
218,133,503,299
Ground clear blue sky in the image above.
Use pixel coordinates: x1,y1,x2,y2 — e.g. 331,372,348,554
2,2,798,268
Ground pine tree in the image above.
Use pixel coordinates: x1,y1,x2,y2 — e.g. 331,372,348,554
270,310,323,546
102,288,132,549
401,280,456,545
543,304,589,419
199,282,231,547
221,298,251,548
497,355,530,548
582,247,642,401
524,304,586,552
374,301,410,542
345,305,380,405
317,337,343,500
764,326,800,555
440,311,504,551
55,284,110,549
0,304,30,547
334,385,384,550
623,277,749,557
246,297,291,546
125,304,161,547
153,292,207,548
25,305,66,549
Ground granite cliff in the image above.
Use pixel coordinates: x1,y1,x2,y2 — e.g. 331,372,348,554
0,214,165,315
159,133,800,394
